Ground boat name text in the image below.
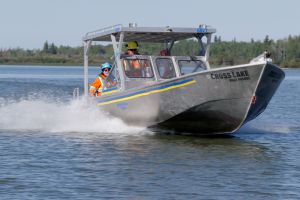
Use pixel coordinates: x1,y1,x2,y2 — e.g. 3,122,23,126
210,70,250,81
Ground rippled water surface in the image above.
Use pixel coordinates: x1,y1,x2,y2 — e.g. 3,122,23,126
0,65,299,199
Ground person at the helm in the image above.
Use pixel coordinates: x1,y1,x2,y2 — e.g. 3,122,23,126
125,41,139,56
89,62,112,96
122,41,142,77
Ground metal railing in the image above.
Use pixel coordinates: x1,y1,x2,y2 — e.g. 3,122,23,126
84,24,122,40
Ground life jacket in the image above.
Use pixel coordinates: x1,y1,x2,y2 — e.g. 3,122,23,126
131,59,141,69
89,74,106,96
96,76,105,94
130,59,142,77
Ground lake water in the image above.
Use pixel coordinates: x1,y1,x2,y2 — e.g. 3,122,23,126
0,65,300,199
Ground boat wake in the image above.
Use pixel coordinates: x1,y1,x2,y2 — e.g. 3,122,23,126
0,96,144,134
237,121,297,134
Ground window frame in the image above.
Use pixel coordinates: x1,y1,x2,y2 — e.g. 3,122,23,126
177,58,207,75
155,57,177,79
122,56,154,79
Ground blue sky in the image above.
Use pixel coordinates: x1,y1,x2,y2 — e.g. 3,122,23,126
0,0,299,49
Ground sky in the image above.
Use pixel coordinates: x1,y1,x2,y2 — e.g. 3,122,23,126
0,0,299,49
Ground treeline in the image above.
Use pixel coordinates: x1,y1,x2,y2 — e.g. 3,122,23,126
0,41,113,65
209,35,300,67
0,35,299,67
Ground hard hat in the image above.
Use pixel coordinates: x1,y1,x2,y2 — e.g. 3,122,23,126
101,62,112,71
126,41,138,50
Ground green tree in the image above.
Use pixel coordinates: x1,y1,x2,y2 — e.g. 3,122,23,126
43,41,49,53
214,35,218,43
49,43,57,54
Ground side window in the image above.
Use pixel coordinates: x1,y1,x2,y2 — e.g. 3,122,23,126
104,65,120,90
156,58,176,79
178,60,206,75
123,58,153,78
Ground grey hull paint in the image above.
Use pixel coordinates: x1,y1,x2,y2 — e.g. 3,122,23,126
98,62,284,135
154,98,250,134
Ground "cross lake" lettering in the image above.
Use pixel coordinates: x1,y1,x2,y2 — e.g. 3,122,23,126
210,70,250,81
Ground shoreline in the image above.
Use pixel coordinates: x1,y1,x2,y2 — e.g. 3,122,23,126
1,63,297,69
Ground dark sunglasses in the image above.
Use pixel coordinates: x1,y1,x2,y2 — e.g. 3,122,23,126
103,68,110,72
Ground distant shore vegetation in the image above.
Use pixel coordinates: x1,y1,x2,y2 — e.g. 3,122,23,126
0,35,299,68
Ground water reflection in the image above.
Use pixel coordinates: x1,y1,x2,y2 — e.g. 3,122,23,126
47,129,273,167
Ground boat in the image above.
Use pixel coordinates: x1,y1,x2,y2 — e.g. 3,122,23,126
81,23,285,135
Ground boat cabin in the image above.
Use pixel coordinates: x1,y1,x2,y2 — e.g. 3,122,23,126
82,24,216,96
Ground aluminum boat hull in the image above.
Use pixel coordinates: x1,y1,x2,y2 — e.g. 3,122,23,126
96,62,284,135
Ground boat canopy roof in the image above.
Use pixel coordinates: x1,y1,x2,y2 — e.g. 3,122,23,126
83,24,216,43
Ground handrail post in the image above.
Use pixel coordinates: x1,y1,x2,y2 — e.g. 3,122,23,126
111,33,125,91
83,40,92,97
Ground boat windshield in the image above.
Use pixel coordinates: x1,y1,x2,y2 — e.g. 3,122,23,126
155,58,176,79
122,58,154,78
178,59,206,75
104,64,121,89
